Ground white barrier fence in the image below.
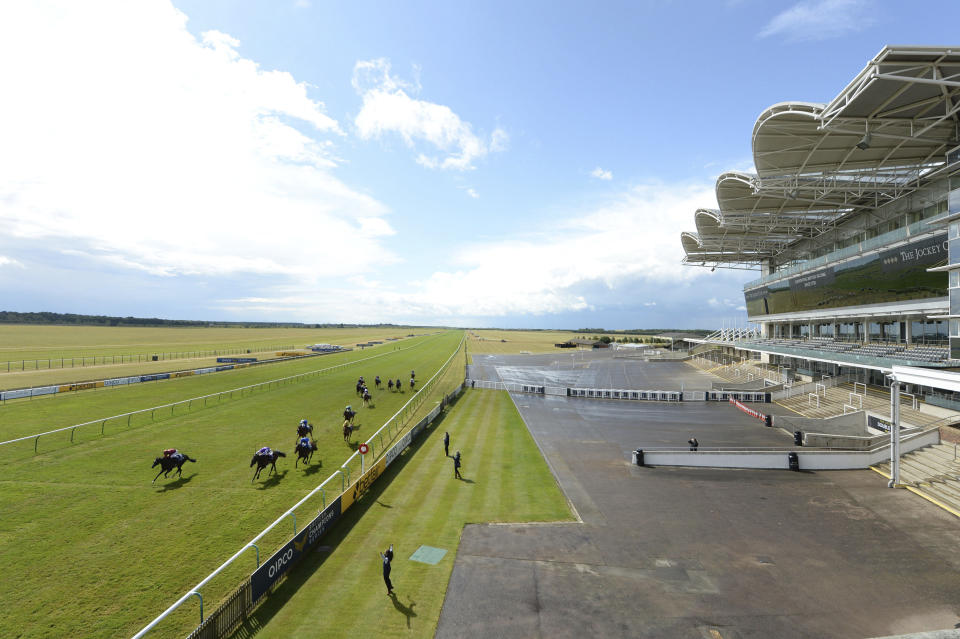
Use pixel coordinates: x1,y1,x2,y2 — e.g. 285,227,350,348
467,382,768,404
635,427,940,470
1,338,433,454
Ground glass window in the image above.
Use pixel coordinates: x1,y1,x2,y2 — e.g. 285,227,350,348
951,221,960,240
952,320,960,338
951,270,960,288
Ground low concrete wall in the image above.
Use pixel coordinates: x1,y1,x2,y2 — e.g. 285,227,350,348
639,428,939,470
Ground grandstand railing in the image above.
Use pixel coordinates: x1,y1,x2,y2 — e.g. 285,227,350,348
131,334,466,639
0,338,432,454
743,217,944,290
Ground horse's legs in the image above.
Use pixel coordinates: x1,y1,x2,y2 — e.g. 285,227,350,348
153,468,164,483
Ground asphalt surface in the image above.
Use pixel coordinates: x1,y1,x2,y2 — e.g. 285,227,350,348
436,354,960,639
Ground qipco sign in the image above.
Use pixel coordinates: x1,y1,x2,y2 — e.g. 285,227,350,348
268,548,294,578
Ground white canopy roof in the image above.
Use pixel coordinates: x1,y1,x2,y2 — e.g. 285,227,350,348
683,46,960,269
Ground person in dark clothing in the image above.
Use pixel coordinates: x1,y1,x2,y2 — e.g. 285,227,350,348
453,451,462,479
688,437,699,451
443,431,450,457
380,544,394,595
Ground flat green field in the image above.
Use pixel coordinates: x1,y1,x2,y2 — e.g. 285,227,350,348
0,325,432,384
468,329,583,355
0,338,429,443
0,331,464,639
230,388,573,639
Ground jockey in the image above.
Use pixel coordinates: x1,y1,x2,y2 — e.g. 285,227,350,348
298,436,311,450
163,448,178,458
256,446,272,457
300,418,308,428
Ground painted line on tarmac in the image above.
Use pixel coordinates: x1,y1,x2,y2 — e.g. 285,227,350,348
774,400,805,416
868,466,960,520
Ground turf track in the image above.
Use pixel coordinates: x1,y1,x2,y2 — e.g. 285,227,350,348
0,332,462,639
0,336,434,445
227,388,573,639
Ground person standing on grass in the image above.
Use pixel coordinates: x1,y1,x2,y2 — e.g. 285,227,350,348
453,451,462,479
380,544,395,595
443,431,450,457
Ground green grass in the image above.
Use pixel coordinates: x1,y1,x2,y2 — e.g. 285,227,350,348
0,327,435,390
228,389,573,639
0,325,425,361
0,335,438,443
0,331,464,639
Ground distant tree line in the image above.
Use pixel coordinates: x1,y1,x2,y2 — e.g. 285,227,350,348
0,311,425,329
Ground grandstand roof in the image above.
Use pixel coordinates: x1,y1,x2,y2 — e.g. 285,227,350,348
683,46,960,269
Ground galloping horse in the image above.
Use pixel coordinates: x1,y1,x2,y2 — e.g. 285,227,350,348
295,439,318,467
343,420,354,442
297,421,313,439
250,450,286,481
362,389,373,407
152,453,196,483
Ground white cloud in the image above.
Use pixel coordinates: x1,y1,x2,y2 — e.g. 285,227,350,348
643,301,656,307
465,188,480,199
758,0,874,42
0,1,395,282
591,167,613,181
353,58,507,170
231,180,717,320
0,256,24,269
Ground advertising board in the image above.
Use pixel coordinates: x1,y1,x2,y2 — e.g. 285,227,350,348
250,496,343,603
340,457,387,512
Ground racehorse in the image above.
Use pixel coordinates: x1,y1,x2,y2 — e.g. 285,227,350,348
343,420,354,442
295,439,318,467
387,379,394,391
344,407,356,424
395,378,403,392
296,421,313,439
375,376,381,389
250,450,286,481
152,453,196,483
362,389,373,407
410,377,416,390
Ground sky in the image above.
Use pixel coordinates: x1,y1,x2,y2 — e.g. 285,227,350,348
1,0,959,329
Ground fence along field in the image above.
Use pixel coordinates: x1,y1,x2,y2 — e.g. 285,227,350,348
0,325,424,389
0,340,427,453
0,331,462,639
0,337,429,444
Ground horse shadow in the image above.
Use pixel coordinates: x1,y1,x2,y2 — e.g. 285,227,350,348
389,593,417,628
303,461,323,476
347,441,359,451
156,474,196,491
458,477,476,484
255,470,288,490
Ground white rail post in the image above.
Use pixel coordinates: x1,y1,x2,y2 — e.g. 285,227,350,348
889,378,900,488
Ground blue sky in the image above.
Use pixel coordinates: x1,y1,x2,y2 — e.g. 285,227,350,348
1,0,958,329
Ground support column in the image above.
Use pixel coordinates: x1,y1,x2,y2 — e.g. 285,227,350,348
905,318,913,345
889,379,901,488
861,317,870,343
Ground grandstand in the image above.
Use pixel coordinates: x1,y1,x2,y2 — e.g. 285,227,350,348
681,45,960,415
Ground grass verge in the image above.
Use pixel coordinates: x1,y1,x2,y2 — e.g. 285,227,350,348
229,389,573,639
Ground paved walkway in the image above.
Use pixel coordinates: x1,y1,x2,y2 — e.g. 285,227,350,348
437,355,960,638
